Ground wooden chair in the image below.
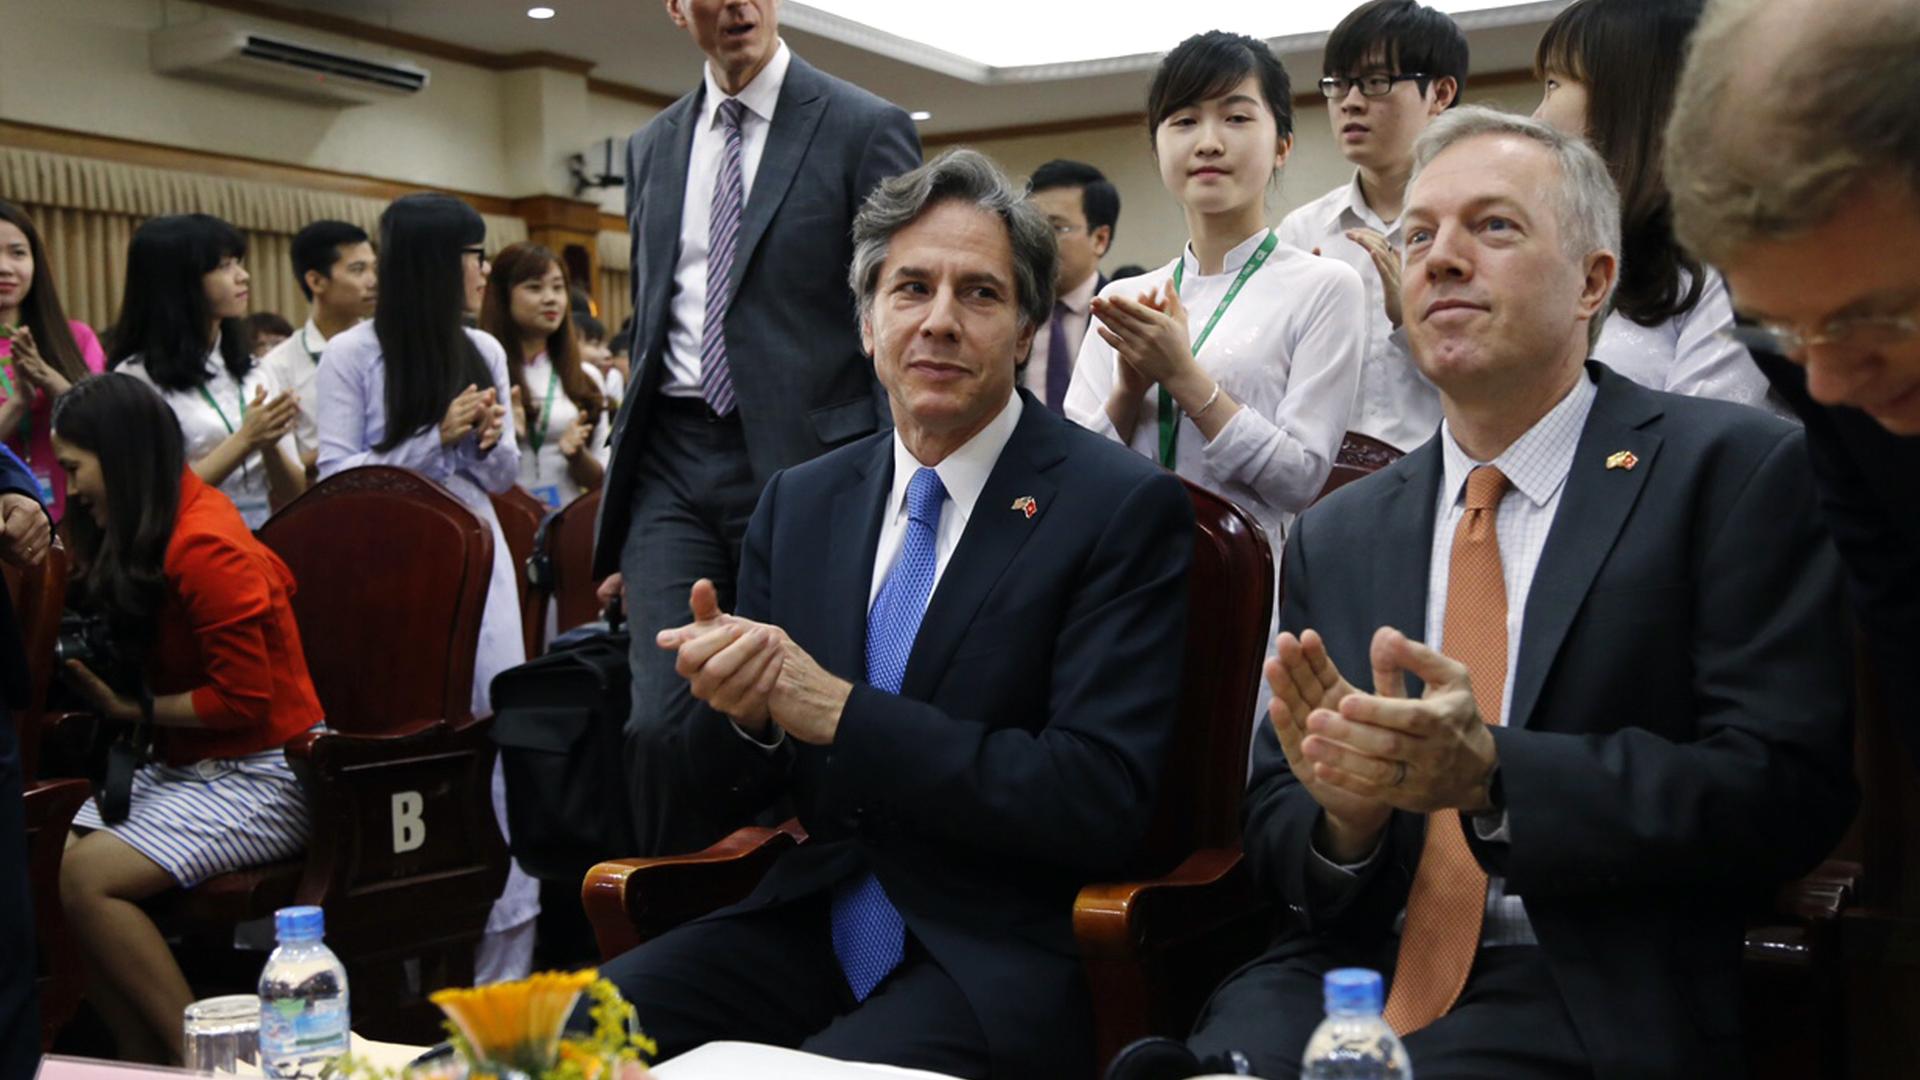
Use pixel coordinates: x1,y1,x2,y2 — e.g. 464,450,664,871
4,541,70,785
581,480,1277,1070
491,487,546,662
151,466,509,1041
537,488,605,638
1319,431,1405,501
23,777,89,1050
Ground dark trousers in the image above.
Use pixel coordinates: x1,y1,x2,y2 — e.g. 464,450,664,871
619,398,764,856
593,893,991,1078
0,707,40,1079
1189,941,1593,1079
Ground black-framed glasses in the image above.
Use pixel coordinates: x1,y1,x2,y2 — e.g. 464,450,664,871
461,245,488,260
1319,73,1428,99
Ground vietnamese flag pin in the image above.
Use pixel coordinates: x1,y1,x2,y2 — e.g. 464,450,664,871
1605,450,1638,471
1011,496,1037,519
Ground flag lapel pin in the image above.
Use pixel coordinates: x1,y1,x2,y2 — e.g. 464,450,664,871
1605,450,1639,471
1011,495,1038,519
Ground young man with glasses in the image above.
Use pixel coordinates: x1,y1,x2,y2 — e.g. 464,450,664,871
1022,159,1118,415
1276,0,1468,453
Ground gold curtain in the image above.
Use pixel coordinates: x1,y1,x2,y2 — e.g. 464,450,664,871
596,227,632,337
2,146,529,336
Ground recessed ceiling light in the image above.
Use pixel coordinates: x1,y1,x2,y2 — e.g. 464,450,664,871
527,6,556,19
909,110,932,121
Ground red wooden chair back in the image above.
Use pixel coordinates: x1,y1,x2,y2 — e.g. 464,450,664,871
491,487,545,660
1317,432,1405,503
260,467,493,733
3,541,69,782
24,777,89,1049
545,488,605,635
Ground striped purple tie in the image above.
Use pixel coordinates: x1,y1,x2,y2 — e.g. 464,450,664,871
701,97,747,416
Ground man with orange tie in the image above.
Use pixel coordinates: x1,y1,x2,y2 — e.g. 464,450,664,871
1119,107,1856,1080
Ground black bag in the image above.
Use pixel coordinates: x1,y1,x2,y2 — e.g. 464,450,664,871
489,623,636,882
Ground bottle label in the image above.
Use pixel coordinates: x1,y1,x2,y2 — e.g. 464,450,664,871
260,995,349,1066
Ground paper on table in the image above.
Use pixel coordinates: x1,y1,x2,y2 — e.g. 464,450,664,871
651,1042,962,1079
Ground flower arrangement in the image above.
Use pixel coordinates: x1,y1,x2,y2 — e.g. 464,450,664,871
333,971,657,1080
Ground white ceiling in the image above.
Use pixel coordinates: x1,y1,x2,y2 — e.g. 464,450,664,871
262,0,1570,135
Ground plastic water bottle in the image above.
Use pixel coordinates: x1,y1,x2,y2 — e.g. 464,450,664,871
1302,968,1412,1079
258,905,350,1078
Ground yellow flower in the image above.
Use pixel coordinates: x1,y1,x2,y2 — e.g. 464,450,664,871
431,970,598,1075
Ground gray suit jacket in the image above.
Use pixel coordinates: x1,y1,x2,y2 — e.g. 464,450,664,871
594,55,921,576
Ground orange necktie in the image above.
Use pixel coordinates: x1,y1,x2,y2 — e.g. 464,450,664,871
1382,465,1511,1036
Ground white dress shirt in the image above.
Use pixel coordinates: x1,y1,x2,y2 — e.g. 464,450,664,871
1594,268,1792,421
661,40,793,398
118,346,298,529
1277,174,1444,453
1022,269,1100,400
734,392,1023,750
259,318,333,459
515,353,611,511
1311,368,1598,947
1065,228,1366,565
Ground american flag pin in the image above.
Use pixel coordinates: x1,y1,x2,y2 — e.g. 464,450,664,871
1011,495,1037,519
1605,450,1639,471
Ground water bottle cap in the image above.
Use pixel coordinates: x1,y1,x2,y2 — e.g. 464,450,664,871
274,905,325,942
1323,967,1384,1015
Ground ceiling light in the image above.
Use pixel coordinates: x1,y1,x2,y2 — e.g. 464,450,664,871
527,6,556,19
909,111,932,121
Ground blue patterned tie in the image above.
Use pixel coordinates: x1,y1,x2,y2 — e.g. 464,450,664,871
700,98,746,416
831,465,946,1001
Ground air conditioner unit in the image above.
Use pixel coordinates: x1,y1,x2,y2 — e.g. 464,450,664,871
151,20,430,106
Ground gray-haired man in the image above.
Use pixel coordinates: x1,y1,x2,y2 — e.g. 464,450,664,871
1118,107,1854,1080
1666,0,1920,761
593,149,1194,1079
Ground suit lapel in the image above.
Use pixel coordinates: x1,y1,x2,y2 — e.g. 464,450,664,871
729,58,827,296
641,95,697,351
1372,439,1440,695
898,395,1064,700
1508,367,1663,728
821,437,894,681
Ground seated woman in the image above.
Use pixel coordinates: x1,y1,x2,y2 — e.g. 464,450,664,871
107,214,306,528
54,373,324,1065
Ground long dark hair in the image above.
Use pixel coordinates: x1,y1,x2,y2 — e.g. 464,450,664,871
0,201,91,386
1535,0,1707,326
106,214,253,391
479,243,603,429
52,374,184,651
373,194,492,452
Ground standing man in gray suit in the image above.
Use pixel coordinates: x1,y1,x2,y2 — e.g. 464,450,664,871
595,0,921,855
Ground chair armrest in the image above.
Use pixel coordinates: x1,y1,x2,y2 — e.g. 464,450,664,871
1744,859,1862,969
1075,847,1255,960
583,821,806,962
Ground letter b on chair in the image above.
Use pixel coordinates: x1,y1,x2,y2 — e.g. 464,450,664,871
392,791,427,854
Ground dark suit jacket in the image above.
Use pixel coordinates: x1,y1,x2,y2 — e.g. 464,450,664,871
593,55,922,576
1751,349,1920,762
1244,364,1856,1078
683,392,1194,1078
0,444,47,1080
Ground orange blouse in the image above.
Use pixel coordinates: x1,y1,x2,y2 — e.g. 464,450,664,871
150,469,323,765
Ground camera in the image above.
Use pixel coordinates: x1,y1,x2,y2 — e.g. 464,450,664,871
54,610,119,671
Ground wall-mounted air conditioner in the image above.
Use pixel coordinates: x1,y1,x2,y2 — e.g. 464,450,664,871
151,20,430,106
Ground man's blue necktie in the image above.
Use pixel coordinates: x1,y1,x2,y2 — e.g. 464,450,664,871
831,465,946,1002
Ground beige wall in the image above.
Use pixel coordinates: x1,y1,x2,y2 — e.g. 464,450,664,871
945,81,1542,274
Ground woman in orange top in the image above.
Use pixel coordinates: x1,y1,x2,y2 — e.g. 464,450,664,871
53,373,324,1065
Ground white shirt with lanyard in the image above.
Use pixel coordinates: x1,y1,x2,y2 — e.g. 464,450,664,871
259,319,331,459
515,352,609,512
119,351,295,529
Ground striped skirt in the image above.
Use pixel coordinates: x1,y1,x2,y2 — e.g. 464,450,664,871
71,741,313,888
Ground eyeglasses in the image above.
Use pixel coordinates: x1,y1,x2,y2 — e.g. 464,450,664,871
461,245,488,260
1720,312,1920,357
1319,73,1427,99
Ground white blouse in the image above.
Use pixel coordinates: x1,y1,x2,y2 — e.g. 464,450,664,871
117,350,297,529
515,353,611,512
1594,268,1791,420
1065,228,1367,556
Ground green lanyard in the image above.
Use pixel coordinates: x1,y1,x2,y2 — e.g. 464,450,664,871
196,381,247,435
1157,230,1279,469
525,361,561,462
0,362,25,450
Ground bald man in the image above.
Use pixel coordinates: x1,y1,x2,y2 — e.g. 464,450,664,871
1666,0,1920,760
